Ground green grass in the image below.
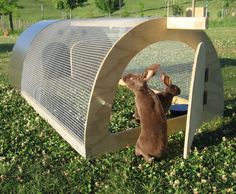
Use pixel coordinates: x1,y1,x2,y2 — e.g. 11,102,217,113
10,0,236,21
0,36,16,84
209,17,236,28
0,27,236,193
1,0,235,35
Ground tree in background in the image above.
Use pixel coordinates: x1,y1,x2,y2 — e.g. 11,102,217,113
222,0,229,17
52,0,88,19
0,0,20,32
172,4,183,16
218,0,234,18
95,0,124,17
139,2,144,17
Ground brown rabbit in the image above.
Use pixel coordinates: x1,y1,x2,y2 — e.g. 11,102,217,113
133,65,160,122
122,64,167,162
134,71,181,122
157,72,181,113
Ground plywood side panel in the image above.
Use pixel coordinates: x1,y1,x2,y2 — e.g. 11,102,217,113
167,17,208,30
186,7,207,17
167,115,187,135
88,115,187,157
183,42,206,159
86,18,223,158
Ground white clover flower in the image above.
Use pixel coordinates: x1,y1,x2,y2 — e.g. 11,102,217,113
0,175,6,181
222,175,227,181
224,162,229,167
193,188,199,194
172,180,180,188
16,176,23,182
26,122,31,128
212,186,217,192
222,137,227,142
231,172,236,179
35,116,40,122
174,180,180,185
63,171,69,176
18,165,23,173
170,170,176,176
226,188,233,193
138,164,142,170
203,147,208,151
201,179,207,184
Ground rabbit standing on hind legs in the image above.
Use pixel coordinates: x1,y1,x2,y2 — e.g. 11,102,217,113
134,71,181,122
122,64,167,163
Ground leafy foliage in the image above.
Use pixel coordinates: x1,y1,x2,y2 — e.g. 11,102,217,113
109,86,138,133
52,0,87,10
52,0,87,19
0,0,20,32
0,0,19,14
95,0,124,16
139,2,144,17
172,4,183,16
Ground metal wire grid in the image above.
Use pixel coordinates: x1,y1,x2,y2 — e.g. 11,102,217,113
21,20,130,143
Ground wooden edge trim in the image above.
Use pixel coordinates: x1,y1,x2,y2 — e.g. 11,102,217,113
70,18,149,28
183,42,206,159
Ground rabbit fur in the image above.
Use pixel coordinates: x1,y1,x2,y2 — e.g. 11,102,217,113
134,71,181,122
122,64,167,162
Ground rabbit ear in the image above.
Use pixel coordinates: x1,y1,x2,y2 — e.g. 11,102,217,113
142,64,160,81
144,70,155,81
146,64,160,74
161,72,171,86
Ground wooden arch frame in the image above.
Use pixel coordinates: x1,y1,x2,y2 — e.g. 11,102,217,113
85,18,223,158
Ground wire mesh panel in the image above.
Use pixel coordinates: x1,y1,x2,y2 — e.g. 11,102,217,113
20,20,137,143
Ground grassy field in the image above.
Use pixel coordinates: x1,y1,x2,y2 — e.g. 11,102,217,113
0,0,235,35
10,0,236,21
0,26,236,193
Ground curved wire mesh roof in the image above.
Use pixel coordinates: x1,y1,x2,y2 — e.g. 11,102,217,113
21,19,149,143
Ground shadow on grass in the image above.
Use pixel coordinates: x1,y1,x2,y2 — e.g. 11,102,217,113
0,44,14,53
224,98,236,117
220,58,236,67
166,97,236,159
192,117,236,150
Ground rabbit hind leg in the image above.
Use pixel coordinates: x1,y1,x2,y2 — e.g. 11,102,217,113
135,143,154,163
135,143,142,156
